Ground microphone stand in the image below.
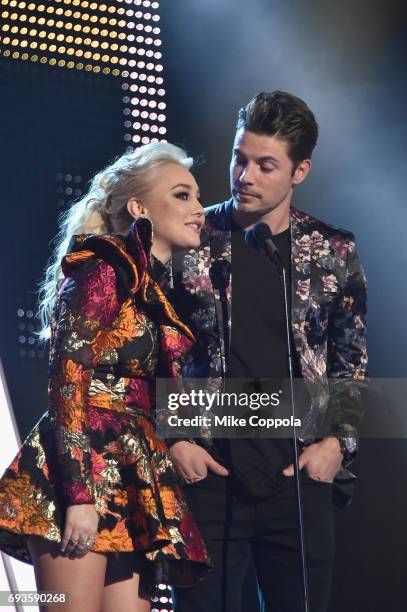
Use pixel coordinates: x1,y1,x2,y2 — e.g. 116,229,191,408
263,244,310,612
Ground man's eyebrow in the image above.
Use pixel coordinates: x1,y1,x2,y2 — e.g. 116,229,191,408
233,149,279,164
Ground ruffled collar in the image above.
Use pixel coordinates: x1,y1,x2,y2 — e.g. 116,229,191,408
63,216,153,295
62,217,194,341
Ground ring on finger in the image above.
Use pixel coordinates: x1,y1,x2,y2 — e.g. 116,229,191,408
66,539,78,548
77,535,96,547
83,539,94,548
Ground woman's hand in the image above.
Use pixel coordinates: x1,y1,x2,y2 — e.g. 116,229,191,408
61,504,99,558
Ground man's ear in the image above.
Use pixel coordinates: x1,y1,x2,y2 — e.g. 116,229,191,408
292,159,312,186
127,197,145,219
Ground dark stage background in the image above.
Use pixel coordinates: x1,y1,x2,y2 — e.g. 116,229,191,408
161,2,407,610
1,1,406,610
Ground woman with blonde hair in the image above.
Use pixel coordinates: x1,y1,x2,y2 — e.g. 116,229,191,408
0,142,209,611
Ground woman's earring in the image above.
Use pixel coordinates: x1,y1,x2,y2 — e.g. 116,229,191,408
169,257,174,289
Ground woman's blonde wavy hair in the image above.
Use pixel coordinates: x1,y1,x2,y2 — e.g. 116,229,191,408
38,142,193,341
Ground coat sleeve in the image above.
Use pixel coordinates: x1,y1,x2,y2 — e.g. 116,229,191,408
325,235,368,447
48,259,121,505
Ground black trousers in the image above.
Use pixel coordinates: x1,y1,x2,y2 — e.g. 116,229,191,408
173,471,334,612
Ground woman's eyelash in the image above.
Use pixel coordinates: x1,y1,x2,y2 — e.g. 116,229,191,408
175,192,189,200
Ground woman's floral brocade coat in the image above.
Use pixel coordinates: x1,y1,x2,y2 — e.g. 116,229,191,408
0,218,210,589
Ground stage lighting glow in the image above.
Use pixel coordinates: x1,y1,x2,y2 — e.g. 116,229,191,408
1,1,167,157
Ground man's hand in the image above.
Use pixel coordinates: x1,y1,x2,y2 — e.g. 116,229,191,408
282,437,343,483
170,441,229,483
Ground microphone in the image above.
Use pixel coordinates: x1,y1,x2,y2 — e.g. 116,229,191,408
246,221,310,611
209,259,231,291
245,222,283,271
209,259,231,375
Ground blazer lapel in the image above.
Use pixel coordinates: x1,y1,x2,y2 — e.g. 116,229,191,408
207,200,233,375
290,208,314,374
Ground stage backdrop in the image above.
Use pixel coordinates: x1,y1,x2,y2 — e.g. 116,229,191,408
0,1,406,610
161,1,407,611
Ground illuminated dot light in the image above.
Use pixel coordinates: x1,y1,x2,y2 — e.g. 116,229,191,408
117,3,166,147
1,0,166,147
56,170,83,210
0,2,161,73
16,303,45,360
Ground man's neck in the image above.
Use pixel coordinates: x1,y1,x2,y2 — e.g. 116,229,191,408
231,200,291,235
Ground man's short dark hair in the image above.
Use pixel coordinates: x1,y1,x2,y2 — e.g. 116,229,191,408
237,91,319,168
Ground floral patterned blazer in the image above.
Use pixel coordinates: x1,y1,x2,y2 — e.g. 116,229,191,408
171,199,368,493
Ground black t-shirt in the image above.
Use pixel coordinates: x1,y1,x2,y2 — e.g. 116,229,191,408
215,220,299,501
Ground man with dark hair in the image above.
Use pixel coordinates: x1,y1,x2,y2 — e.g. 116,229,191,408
237,91,319,167
167,91,367,612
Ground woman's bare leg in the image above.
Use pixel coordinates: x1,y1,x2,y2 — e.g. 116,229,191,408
27,535,107,612
101,553,151,612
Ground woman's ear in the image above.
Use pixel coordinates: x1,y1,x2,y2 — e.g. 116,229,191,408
127,197,145,219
